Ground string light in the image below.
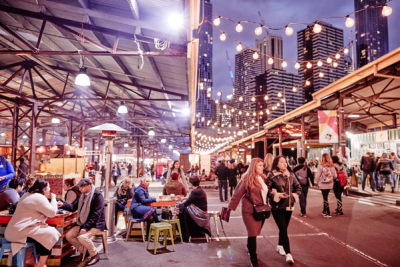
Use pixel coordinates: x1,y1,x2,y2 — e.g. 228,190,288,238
344,48,349,54
215,99,219,104
382,4,392,16
207,87,212,92
231,108,234,112
281,61,287,68
236,43,243,51
213,16,221,26
345,16,354,27
335,53,341,59
285,26,293,36
317,60,323,67
264,95,269,100
223,104,227,109
253,52,259,60
236,22,243,32
207,93,211,97
306,62,312,69
251,97,255,101
277,103,280,107
327,57,332,64
239,96,243,101
246,112,250,116
313,23,322,33
278,92,282,97
255,25,263,35
294,62,300,69
306,81,311,86
268,57,274,65
220,33,226,41
217,91,222,96
292,86,297,92
259,111,263,115
319,72,324,77
253,112,256,116
239,111,242,115
333,61,338,68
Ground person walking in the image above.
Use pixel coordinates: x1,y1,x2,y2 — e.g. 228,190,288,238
315,153,337,218
166,160,189,191
289,157,296,168
228,158,274,267
127,163,132,176
228,161,238,197
112,163,121,187
307,158,315,169
360,151,377,191
376,153,395,193
17,158,29,181
389,152,400,191
264,153,274,176
215,160,229,202
332,156,348,215
293,157,314,217
266,156,302,264
150,164,156,182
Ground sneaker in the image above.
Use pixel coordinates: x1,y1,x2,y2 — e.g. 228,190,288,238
301,214,307,217
323,214,332,218
277,245,286,256
333,211,344,216
321,212,326,216
286,253,294,264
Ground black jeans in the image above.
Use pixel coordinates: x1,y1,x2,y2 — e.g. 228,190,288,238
247,236,257,258
333,183,343,212
27,237,51,256
218,180,228,201
299,185,309,215
362,171,375,190
272,210,292,254
230,184,236,197
321,189,331,215
113,176,118,186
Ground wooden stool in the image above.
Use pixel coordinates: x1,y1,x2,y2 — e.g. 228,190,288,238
125,217,146,242
82,232,108,261
146,223,175,254
116,211,128,228
161,219,183,243
207,211,225,236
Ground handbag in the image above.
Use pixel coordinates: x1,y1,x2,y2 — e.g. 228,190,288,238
161,209,173,222
245,193,271,221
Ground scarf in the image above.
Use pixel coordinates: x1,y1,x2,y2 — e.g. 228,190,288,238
77,185,95,226
257,175,269,204
140,182,148,191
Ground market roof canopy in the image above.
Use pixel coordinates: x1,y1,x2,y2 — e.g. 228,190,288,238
87,123,130,134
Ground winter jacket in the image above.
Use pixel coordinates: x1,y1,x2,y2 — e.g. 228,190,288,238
266,170,302,211
166,168,189,191
215,163,228,181
293,165,314,187
113,182,135,206
184,186,207,212
162,180,187,196
228,168,238,187
64,186,82,204
361,153,376,172
315,164,337,190
0,187,20,210
62,189,106,231
130,185,156,210
376,158,393,175
0,158,15,188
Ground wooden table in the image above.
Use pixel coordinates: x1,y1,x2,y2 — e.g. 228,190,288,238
149,200,178,207
0,211,77,266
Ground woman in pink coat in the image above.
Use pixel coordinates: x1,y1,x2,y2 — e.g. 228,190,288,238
5,179,61,267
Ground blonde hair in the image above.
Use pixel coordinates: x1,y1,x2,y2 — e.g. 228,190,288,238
264,153,273,172
320,153,334,167
243,158,266,190
122,178,132,188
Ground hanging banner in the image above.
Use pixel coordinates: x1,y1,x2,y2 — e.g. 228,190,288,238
318,110,338,143
375,130,388,142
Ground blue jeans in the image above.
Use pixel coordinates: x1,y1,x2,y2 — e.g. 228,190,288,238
362,171,375,190
380,174,394,188
299,185,309,215
218,180,228,201
374,172,380,189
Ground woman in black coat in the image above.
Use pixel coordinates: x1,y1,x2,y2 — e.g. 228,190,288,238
228,162,238,197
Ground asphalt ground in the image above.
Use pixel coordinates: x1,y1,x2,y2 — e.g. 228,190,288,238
59,181,400,267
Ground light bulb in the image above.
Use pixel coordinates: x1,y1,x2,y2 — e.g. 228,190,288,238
51,118,60,124
124,143,128,147
255,25,263,35
239,96,243,101
345,16,355,27
281,61,287,68
244,122,247,126
215,99,219,104
239,111,242,115
236,43,243,52
292,86,297,92
259,111,263,115
214,17,221,26
118,101,128,114
264,95,268,100
382,5,392,16
306,62,312,69
319,72,324,77
217,91,221,96
207,93,211,97
278,92,282,97
207,87,212,92
267,110,270,114
75,67,90,86
327,57,332,64
220,33,226,41
335,53,341,59
281,98,285,103
246,112,250,116
253,112,256,116
26,122,30,126
277,103,280,107
344,48,349,54
294,62,300,69
39,138,43,142
306,80,311,86
231,108,234,112
333,61,338,68
317,60,323,67
251,97,255,101
236,124,239,127
285,26,293,36
313,23,322,33
268,57,274,65
199,82,204,90
149,130,155,136
223,104,227,109
236,23,243,32
253,52,259,60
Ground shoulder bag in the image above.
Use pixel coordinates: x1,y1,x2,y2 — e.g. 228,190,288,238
245,191,271,221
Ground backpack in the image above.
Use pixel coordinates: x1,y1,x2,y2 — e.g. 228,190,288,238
335,166,347,188
295,166,309,186
321,167,333,183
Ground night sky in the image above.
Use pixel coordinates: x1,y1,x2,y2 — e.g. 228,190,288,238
211,0,400,100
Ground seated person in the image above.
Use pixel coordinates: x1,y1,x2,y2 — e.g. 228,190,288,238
5,179,60,267
130,177,158,239
19,177,36,197
63,178,82,204
58,178,105,266
0,178,24,210
0,156,15,192
200,169,207,181
179,176,210,241
162,172,187,196
113,178,134,225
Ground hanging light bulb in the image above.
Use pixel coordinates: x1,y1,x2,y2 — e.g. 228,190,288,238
246,112,250,116
266,109,270,114
207,93,211,97
213,16,221,26
124,143,129,147
239,96,243,101
268,57,274,65
26,122,30,126
217,91,222,96
344,48,349,54
335,53,341,59
251,97,255,101
277,103,280,107
148,130,155,136
220,33,226,41
23,135,27,139
294,62,300,69
319,72,324,77
281,61,287,68
236,123,239,127
223,104,227,109
255,25,263,35
345,16,355,27
281,98,285,103
207,87,212,92
333,61,338,68
285,26,293,36
306,80,311,86
259,111,263,115
327,57,332,63
39,138,43,142
306,62,312,69
75,67,90,86
51,118,60,124
253,52,259,60
278,92,282,97
317,60,323,67
236,22,243,32
292,86,297,92
382,5,392,16
236,43,243,52
264,95,269,101
118,101,128,114
253,112,256,116
215,99,219,104
313,23,322,33
231,108,234,112
238,111,242,115
244,122,247,126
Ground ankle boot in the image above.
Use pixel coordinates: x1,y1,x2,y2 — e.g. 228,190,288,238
249,254,259,267
392,188,395,193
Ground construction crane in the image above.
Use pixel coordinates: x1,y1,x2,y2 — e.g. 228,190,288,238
258,11,269,35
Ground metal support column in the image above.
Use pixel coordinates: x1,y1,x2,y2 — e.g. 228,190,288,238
11,104,19,166
28,102,38,174
301,114,306,158
136,137,140,178
393,113,398,128
278,126,283,156
264,138,268,158
80,120,85,148
67,120,72,146
338,98,346,158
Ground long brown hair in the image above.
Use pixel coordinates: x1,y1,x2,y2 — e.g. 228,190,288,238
243,158,265,190
264,153,273,172
170,160,180,172
320,153,334,167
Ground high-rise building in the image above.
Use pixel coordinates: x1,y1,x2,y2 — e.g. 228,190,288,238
256,34,283,73
233,48,261,131
297,22,347,102
215,101,233,127
354,0,389,68
255,70,303,125
195,0,214,128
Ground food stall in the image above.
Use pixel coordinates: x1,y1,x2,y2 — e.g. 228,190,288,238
34,145,85,198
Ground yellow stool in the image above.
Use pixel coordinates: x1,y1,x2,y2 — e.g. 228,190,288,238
161,219,183,244
146,223,175,254
116,211,128,228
